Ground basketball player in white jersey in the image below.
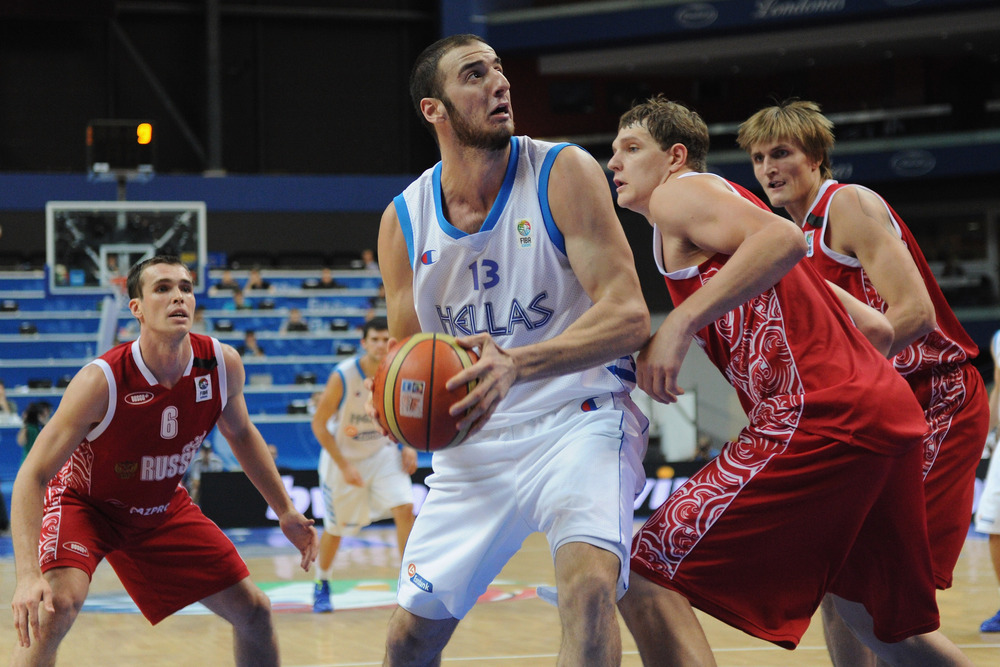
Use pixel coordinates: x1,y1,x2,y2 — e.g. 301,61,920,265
974,328,1000,632
377,34,650,666
310,316,416,613
8,256,318,666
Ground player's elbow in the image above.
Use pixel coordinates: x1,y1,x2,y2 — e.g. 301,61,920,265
619,300,652,353
865,319,895,357
783,225,809,262
913,299,937,339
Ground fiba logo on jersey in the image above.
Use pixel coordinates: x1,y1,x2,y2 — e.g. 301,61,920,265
516,219,533,248
804,230,815,257
195,375,212,402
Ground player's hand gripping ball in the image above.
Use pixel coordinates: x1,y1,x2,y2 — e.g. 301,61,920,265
373,333,479,452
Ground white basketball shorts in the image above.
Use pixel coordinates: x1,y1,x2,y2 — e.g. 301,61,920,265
318,445,414,536
395,392,648,620
975,453,1000,535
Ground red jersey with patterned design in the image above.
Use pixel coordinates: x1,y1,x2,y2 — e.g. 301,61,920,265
655,175,927,455
802,179,978,383
44,333,227,528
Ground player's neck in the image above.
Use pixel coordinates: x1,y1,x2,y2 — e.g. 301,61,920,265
138,332,192,388
439,142,509,215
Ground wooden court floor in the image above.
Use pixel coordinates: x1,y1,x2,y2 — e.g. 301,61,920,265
1,524,999,666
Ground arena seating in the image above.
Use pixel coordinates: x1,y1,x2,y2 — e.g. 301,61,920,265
0,266,386,484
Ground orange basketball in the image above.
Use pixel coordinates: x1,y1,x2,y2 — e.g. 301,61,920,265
373,332,479,452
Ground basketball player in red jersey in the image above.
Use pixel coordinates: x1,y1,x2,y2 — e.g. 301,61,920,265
8,256,318,666
738,100,988,666
608,95,972,665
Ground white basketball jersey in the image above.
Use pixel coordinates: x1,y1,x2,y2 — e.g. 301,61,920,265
330,356,392,461
393,136,636,428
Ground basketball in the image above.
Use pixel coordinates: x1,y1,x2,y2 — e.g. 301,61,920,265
373,332,479,452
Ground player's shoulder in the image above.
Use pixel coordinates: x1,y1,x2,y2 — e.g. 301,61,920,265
829,182,885,213
217,341,245,376
545,141,598,171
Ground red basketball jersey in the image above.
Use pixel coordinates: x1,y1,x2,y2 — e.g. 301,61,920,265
658,176,927,455
46,333,227,527
802,180,978,384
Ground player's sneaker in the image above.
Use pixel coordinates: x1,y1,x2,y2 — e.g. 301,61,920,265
313,580,333,613
981,609,1000,632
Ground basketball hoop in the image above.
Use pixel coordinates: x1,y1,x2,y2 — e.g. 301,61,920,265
110,275,128,297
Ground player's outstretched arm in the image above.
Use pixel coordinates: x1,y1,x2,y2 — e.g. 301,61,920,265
216,344,318,570
10,364,109,647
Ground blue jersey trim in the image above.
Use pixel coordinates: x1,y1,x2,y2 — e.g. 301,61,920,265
481,136,521,234
334,367,348,411
539,142,573,256
606,362,637,386
393,193,416,266
433,136,521,239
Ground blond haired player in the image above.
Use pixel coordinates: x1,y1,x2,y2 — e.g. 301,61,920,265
738,100,988,665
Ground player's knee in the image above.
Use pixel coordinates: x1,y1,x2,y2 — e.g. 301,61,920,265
44,587,86,635
385,609,453,662
385,611,420,654
231,587,274,633
560,568,617,620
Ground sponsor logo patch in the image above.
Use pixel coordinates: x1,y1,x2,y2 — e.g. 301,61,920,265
125,391,154,405
408,564,433,593
63,541,90,557
399,380,426,418
421,250,438,266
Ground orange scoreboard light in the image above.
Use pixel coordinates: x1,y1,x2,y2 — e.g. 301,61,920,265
86,119,155,180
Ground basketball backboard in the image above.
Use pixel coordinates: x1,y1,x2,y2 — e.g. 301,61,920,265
45,201,207,295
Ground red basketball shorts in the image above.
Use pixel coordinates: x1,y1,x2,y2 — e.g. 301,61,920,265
40,486,249,624
910,362,989,589
630,428,938,649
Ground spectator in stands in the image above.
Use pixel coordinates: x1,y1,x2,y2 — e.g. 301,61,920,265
302,267,342,290
212,269,241,293
0,379,17,416
360,248,379,271
237,330,266,357
17,401,52,464
282,307,310,333
365,283,388,323
308,391,323,416
184,443,226,505
245,267,274,293
223,288,253,311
